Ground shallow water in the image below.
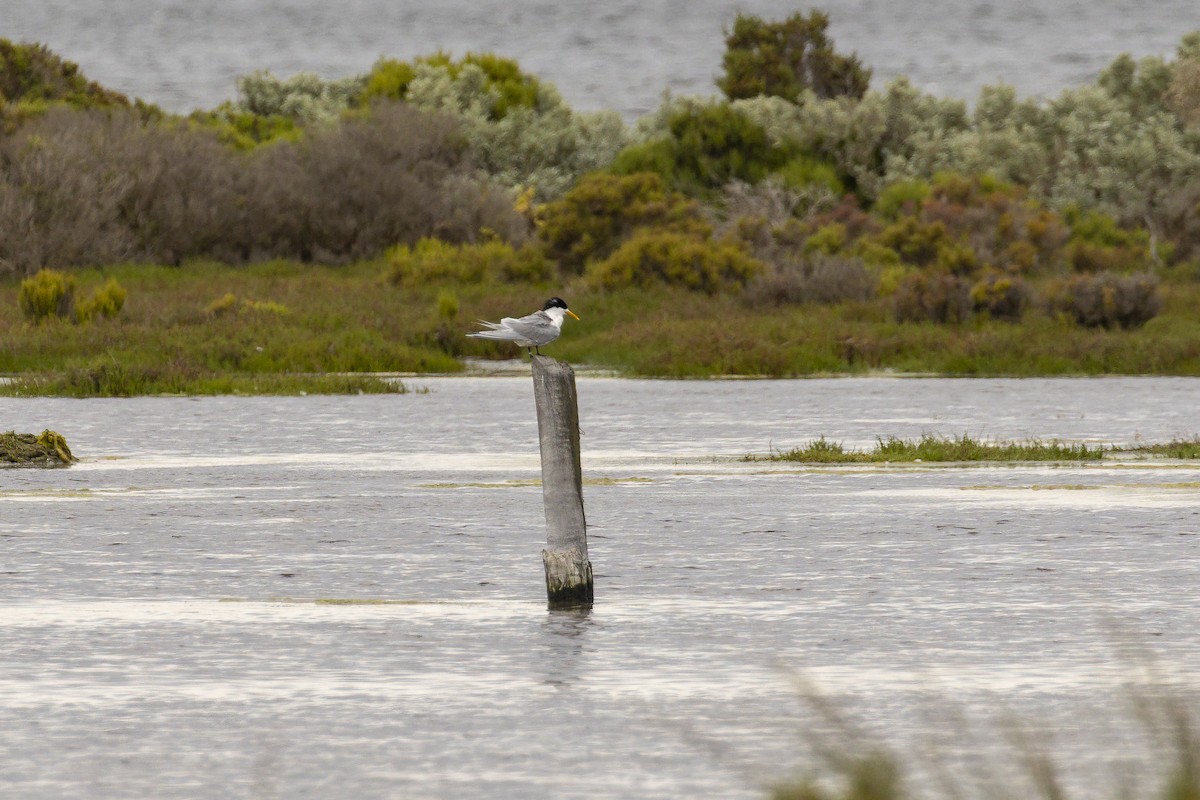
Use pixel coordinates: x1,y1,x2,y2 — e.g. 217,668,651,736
6,1,1200,116
2,376,1199,798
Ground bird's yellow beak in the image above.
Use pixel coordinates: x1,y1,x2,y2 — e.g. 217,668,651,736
566,309,580,321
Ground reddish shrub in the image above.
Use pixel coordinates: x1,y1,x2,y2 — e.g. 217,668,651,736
892,272,972,323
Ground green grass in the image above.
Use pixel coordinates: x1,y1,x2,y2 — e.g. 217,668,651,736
0,364,411,397
3,261,1200,394
749,434,1105,463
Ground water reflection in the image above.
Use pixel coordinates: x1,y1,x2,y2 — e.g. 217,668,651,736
540,607,594,688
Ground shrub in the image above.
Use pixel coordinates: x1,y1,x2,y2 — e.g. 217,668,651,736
892,271,972,323
588,231,763,293
970,272,1030,321
747,254,877,306
204,293,238,317
611,103,788,194
75,277,127,322
877,218,950,266
803,223,848,255
362,52,542,120
1053,271,1162,328
364,54,630,201
388,238,551,285
774,154,845,195
537,172,708,273
0,108,139,272
1065,240,1147,273
18,268,75,321
0,102,526,270
233,70,362,124
0,39,133,109
874,180,931,219
717,11,871,102
246,102,526,262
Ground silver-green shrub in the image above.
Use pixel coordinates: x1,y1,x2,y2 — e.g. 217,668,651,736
402,62,631,201
234,70,363,125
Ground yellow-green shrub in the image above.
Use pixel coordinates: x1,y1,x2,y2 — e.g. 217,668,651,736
75,278,126,322
970,272,1030,321
388,238,551,285
536,172,708,274
18,269,76,322
587,231,763,293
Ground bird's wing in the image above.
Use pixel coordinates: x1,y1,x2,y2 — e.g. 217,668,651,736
503,311,557,344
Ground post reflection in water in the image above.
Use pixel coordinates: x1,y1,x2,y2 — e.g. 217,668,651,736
539,606,594,689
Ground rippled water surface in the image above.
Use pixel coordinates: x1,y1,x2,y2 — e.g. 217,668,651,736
2,376,1200,798
6,1,1200,116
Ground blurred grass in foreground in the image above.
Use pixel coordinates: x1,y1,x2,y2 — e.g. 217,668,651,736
770,673,1200,800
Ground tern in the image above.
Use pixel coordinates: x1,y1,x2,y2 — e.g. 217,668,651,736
467,297,580,355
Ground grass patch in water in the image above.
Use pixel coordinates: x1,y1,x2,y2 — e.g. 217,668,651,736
1115,437,1200,459
749,434,1103,463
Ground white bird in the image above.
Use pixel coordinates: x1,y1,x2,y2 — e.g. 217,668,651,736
467,297,580,355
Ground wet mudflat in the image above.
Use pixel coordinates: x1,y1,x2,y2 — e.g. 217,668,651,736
1,376,1198,798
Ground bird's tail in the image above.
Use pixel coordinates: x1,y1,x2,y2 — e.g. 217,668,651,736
466,329,524,341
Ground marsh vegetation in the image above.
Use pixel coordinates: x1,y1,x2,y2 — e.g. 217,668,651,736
2,13,1200,392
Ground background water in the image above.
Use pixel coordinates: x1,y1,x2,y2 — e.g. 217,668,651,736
2,377,1199,798
5,1,1200,117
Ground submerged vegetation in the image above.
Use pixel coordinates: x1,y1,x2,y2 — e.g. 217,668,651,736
2,13,1200,392
748,434,1200,462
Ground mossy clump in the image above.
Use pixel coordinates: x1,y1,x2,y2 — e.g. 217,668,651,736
0,429,76,466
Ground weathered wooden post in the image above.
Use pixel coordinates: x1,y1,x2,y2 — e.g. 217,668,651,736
530,354,593,608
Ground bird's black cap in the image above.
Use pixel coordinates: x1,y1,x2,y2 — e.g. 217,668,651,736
543,297,570,311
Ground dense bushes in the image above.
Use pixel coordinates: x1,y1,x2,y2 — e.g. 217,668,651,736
718,11,870,102
387,238,551,285
360,53,630,200
615,99,844,199
892,272,972,323
0,103,523,274
587,230,763,293
18,269,75,321
17,268,124,323
536,172,708,274
1052,272,1162,328
612,103,790,194
0,39,134,111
